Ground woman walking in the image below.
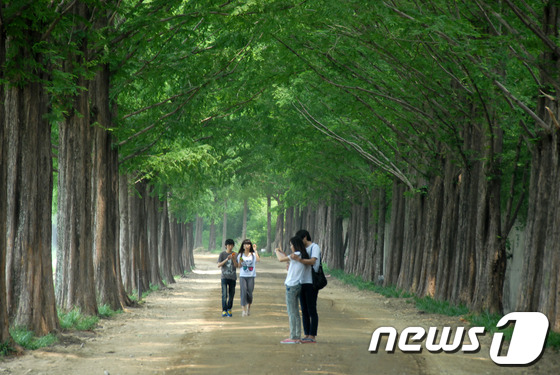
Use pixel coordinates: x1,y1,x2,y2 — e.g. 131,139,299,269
237,239,260,316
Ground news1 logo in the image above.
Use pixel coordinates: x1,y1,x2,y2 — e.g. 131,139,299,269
368,312,549,366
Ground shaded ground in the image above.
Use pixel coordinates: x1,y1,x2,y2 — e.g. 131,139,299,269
1,253,559,374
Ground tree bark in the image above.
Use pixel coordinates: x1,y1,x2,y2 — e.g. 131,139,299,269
385,180,406,286
0,22,14,344
55,6,97,314
119,174,132,293
184,220,195,271
222,198,228,248
266,195,272,253
3,78,59,334
147,192,165,288
208,217,216,251
273,205,284,250
514,2,560,331
242,198,248,240
91,62,127,311
158,200,175,284
194,215,204,249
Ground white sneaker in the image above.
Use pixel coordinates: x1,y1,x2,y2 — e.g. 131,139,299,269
242,311,247,317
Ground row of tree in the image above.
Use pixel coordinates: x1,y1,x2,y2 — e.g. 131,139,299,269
2,0,560,349
0,0,272,345
266,1,560,331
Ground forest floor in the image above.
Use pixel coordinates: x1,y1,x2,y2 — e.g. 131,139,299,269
1,252,559,375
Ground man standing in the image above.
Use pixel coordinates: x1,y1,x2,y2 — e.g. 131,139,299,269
294,229,321,343
218,239,238,317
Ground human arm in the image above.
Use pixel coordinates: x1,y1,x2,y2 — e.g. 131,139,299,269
290,253,317,266
275,248,290,262
218,252,237,268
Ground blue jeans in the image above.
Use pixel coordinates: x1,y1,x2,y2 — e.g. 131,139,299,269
300,283,318,336
286,284,302,339
221,278,236,311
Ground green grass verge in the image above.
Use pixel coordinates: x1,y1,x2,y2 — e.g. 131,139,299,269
326,265,560,350
1,304,122,357
324,265,413,298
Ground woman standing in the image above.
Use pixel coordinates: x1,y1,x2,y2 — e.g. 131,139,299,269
237,239,260,316
275,236,309,344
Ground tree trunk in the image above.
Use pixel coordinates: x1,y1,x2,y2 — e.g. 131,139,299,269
514,3,560,331
159,200,175,284
55,10,97,314
184,220,195,271
129,181,147,294
194,215,204,249
273,206,284,250
222,198,228,248
208,218,216,251
324,199,345,270
375,189,387,278
0,28,12,343
119,174,132,293
91,62,126,311
284,206,294,250
3,77,59,334
385,180,406,286
242,198,248,239
147,192,165,288
266,195,272,253
169,216,183,276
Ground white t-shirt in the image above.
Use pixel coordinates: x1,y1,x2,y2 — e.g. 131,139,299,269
238,253,257,278
301,243,321,285
285,251,306,287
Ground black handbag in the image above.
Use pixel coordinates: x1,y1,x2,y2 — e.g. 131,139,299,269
312,259,328,291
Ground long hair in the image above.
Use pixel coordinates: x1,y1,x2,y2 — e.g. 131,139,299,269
239,239,254,255
290,236,309,259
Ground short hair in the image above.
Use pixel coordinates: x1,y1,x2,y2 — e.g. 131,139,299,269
290,236,309,259
295,229,311,242
225,239,235,246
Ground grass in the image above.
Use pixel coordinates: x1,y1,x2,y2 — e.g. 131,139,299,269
58,308,100,331
129,282,163,302
1,304,124,357
414,296,469,316
326,265,560,350
9,327,58,351
325,265,413,298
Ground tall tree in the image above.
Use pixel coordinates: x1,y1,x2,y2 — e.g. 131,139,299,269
2,2,59,334
56,1,98,316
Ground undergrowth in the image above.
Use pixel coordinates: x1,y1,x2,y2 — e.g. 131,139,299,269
325,265,560,349
1,304,122,356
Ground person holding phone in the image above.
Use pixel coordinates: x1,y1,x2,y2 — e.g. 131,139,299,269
276,236,309,344
237,239,260,317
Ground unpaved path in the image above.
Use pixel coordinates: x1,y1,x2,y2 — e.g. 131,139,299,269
1,253,559,374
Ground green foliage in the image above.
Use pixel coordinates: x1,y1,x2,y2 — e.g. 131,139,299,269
98,305,122,319
414,296,469,316
324,265,412,298
0,341,13,357
58,309,99,331
9,328,57,350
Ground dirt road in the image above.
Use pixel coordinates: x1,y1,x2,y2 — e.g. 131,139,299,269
1,253,558,374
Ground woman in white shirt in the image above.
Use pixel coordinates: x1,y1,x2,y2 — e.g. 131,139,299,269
275,236,309,344
237,239,260,316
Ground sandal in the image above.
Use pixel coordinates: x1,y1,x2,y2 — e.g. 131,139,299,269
301,338,316,343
